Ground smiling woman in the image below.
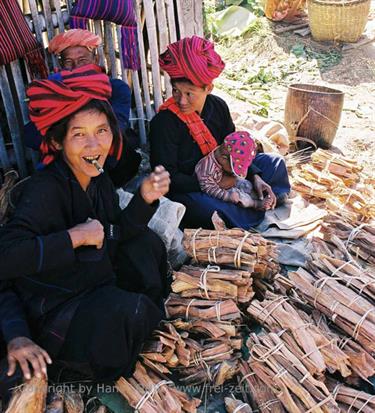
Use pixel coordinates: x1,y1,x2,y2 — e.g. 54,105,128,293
0,68,171,401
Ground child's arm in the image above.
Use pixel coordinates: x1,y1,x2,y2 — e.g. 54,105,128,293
195,156,235,202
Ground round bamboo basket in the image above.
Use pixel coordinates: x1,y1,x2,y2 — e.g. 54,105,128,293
308,0,371,43
284,84,344,149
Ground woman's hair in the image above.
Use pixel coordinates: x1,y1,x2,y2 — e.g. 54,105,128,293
45,99,122,155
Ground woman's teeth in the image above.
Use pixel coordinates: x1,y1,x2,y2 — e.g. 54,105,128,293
83,155,100,164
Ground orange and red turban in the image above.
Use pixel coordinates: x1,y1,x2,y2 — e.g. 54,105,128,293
159,36,225,87
26,65,119,165
48,29,102,55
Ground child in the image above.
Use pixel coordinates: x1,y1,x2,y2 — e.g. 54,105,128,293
195,131,273,210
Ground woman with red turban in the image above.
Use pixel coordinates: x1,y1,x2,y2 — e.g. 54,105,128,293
0,67,170,400
150,36,290,229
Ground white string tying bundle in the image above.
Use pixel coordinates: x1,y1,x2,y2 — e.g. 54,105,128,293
234,231,251,268
185,299,196,320
232,402,249,413
191,227,202,262
135,380,174,412
345,223,366,248
198,265,220,299
353,308,375,341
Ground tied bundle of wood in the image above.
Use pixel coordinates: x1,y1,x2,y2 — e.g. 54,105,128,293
140,321,241,385
291,152,375,222
321,216,375,265
5,376,47,413
238,360,286,413
311,149,362,186
171,318,237,339
171,265,255,303
165,294,241,322
116,361,201,413
308,253,375,305
327,379,375,413
289,268,375,354
183,229,279,297
247,293,351,378
176,338,241,386
246,332,340,413
304,310,375,382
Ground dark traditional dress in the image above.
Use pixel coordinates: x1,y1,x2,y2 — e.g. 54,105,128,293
150,94,291,229
0,157,167,395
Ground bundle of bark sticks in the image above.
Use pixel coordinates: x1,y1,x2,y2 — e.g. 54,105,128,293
183,228,279,299
291,149,375,223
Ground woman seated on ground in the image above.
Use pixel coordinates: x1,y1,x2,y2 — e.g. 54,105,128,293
150,36,291,230
0,67,170,400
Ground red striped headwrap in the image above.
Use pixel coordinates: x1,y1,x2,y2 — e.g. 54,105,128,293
26,64,120,165
159,36,225,87
27,64,112,137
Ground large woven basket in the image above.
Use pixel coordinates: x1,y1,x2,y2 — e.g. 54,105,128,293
308,0,371,42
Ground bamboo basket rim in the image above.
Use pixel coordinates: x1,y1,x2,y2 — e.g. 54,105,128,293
288,83,344,96
308,0,370,7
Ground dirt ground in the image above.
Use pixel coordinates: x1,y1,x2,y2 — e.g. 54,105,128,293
212,3,375,172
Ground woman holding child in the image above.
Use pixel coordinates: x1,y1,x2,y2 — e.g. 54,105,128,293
150,35,290,229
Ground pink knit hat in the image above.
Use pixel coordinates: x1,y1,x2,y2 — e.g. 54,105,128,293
223,131,257,178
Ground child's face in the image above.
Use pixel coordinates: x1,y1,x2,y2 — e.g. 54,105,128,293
216,146,234,175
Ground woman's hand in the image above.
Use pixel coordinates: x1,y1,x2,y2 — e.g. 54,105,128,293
252,175,277,209
7,337,52,380
68,219,104,249
140,166,170,204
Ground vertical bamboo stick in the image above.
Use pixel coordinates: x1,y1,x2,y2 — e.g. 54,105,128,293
10,61,38,167
41,0,58,67
0,67,27,177
165,0,177,43
94,20,106,68
53,0,65,33
133,0,153,121
155,0,171,97
143,0,163,110
104,22,117,78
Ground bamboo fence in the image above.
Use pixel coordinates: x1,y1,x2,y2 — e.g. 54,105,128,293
1,0,203,177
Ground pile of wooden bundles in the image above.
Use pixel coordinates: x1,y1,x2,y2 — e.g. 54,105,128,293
321,215,375,265
308,253,375,305
171,265,254,303
247,293,353,379
246,331,340,412
183,228,279,299
289,267,375,354
326,379,375,412
116,361,201,413
238,360,286,412
291,149,375,223
141,301,242,386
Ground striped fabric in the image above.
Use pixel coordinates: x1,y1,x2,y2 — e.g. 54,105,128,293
27,65,115,165
0,0,48,78
159,36,225,87
69,0,139,69
159,97,218,156
195,150,232,202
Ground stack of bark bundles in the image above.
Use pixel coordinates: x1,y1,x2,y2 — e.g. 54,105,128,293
140,316,242,386
171,265,254,303
183,228,279,298
320,215,375,266
291,149,375,223
246,331,340,412
289,267,375,354
247,293,353,379
116,361,201,413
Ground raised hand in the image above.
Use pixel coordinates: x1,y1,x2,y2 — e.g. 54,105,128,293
140,166,170,204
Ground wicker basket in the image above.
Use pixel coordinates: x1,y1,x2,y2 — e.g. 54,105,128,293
308,0,371,43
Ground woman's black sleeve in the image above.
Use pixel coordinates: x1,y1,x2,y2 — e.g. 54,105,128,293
149,113,201,194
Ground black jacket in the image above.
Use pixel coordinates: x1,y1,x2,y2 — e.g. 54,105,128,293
149,94,260,194
0,157,157,343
